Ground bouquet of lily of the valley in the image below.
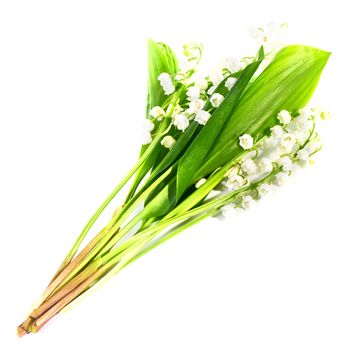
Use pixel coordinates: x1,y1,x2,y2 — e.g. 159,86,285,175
18,25,330,335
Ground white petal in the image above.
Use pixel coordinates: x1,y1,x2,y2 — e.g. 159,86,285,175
239,134,254,150
195,178,207,188
210,93,224,108
194,110,211,125
161,135,176,149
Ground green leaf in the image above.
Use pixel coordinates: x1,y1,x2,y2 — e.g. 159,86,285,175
146,39,178,116
141,176,177,219
176,59,263,200
195,45,330,179
126,41,179,201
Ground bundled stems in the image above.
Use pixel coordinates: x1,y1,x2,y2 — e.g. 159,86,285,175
17,133,267,336
18,150,276,335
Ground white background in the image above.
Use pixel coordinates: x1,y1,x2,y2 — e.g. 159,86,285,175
1,0,349,349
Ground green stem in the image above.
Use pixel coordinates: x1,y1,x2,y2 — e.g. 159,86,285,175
40,164,282,323
51,119,170,279
124,89,184,203
115,172,282,270
46,166,173,300
97,185,249,267
127,209,218,267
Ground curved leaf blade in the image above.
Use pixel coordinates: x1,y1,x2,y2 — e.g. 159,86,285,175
146,39,178,115
196,45,331,179
176,59,263,199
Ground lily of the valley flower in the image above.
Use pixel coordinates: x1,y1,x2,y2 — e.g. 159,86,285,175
226,174,245,190
277,156,293,171
194,77,208,91
305,139,321,154
225,77,237,91
189,98,205,113
173,114,189,131
271,125,284,138
277,109,291,124
241,158,257,175
141,132,152,145
186,86,201,101
258,157,273,173
161,135,176,149
195,110,211,125
141,119,155,145
143,119,155,132
239,134,254,150
222,57,242,73
150,106,166,118
297,149,309,161
158,72,175,95
195,178,207,188
210,93,224,108
251,22,288,52
279,133,295,153
207,85,216,95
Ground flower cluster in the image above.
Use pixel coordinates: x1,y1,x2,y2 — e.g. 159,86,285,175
142,26,328,219
218,106,328,217
143,23,289,148
143,43,248,147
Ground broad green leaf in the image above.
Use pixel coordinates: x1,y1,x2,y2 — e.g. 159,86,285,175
195,45,330,179
176,58,263,200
